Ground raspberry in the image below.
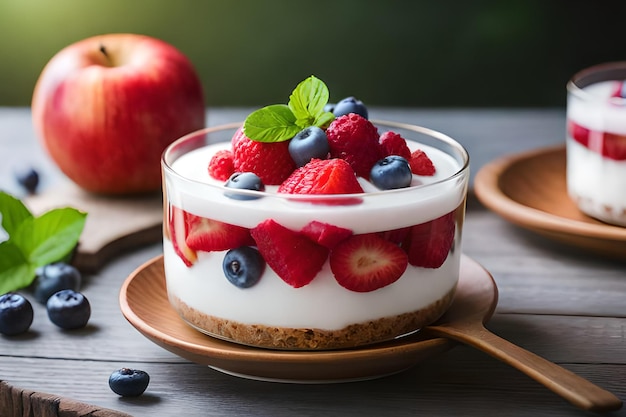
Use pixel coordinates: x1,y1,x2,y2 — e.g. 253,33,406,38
232,127,296,185
326,114,383,178
207,149,235,181
379,131,411,160
409,149,436,176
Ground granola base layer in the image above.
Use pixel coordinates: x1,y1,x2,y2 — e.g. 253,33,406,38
169,286,456,350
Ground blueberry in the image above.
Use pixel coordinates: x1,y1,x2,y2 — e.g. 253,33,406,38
333,96,368,119
0,293,34,336
15,167,39,194
324,103,335,113
288,126,330,167
32,262,82,304
109,368,150,397
370,156,413,190
46,289,91,329
222,246,265,288
224,172,265,200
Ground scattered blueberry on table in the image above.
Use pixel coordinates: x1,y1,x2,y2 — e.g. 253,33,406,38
14,167,40,194
32,262,82,304
109,368,150,397
46,289,91,329
0,292,34,336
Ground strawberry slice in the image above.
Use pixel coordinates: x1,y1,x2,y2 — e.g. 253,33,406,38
567,119,590,147
185,213,253,252
603,132,626,160
277,158,364,205
278,158,364,195
403,211,456,268
250,219,329,288
168,205,197,267
378,226,411,244
330,234,408,292
301,221,353,249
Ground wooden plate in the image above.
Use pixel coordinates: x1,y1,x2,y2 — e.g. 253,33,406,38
474,146,626,259
119,254,495,383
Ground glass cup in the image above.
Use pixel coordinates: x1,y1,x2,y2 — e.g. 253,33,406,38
161,121,470,350
566,62,626,227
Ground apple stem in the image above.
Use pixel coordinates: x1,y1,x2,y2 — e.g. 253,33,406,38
99,44,113,66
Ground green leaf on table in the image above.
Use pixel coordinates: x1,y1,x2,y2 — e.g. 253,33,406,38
0,191,33,237
0,191,87,293
12,207,87,266
0,241,34,295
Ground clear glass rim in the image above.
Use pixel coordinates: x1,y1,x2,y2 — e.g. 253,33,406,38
567,61,626,104
161,120,470,201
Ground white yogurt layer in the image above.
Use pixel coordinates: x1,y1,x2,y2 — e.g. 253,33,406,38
164,239,460,329
567,79,626,226
566,140,626,225
163,137,468,331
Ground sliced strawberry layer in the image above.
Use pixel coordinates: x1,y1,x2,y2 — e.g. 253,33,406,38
403,211,456,268
185,213,253,252
378,226,411,244
330,234,408,292
251,219,328,288
567,119,626,160
301,221,353,249
168,205,197,267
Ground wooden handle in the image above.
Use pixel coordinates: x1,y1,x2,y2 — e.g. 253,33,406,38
426,324,623,412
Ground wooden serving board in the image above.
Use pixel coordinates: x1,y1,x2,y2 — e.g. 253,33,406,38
25,181,163,273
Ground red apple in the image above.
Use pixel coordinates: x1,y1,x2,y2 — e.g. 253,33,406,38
32,33,206,194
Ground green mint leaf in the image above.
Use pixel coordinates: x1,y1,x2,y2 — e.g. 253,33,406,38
12,207,87,267
243,104,300,142
0,240,34,295
0,191,33,238
288,75,331,128
314,111,336,129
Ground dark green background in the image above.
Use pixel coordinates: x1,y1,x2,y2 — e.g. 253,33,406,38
1,0,625,107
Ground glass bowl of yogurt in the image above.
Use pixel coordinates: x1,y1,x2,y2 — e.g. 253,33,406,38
161,118,469,351
567,62,626,227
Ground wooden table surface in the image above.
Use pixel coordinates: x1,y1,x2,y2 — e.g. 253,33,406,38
0,107,624,417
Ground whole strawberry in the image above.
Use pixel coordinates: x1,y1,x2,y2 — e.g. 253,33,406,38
231,127,296,185
326,114,384,179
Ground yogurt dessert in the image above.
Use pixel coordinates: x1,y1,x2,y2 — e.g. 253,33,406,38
567,62,626,226
162,76,470,350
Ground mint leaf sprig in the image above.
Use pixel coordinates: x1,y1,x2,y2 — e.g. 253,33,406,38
243,75,335,143
0,191,87,294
